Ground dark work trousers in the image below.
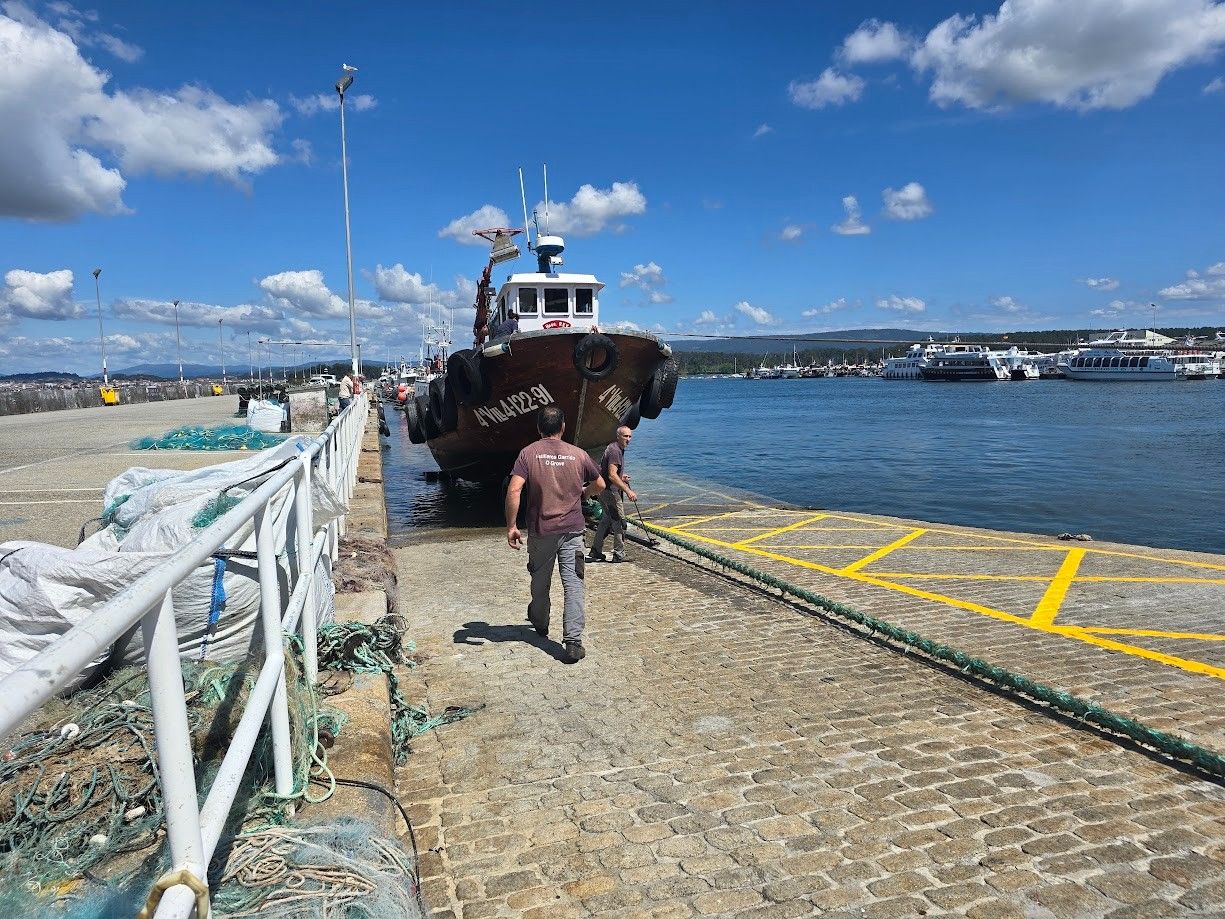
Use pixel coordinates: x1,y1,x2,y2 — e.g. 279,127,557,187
527,532,586,642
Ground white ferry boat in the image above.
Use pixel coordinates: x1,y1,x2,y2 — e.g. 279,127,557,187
919,344,1010,381
1086,329,1176,348
775,347,802,379
1059,350,1176,381
1170,353,1221,380
883,342,936,380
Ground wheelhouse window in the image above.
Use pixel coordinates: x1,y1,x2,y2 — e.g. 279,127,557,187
575,288,594,314
497,294,506,323
518,288,538,314
543,288,569,314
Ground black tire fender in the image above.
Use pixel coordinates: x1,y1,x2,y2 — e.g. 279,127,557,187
428,376,458,432
405,397,426,444
415,394,440,440
621,401,641,430
447,349,490,405
573,333,620,381
656,358,680,409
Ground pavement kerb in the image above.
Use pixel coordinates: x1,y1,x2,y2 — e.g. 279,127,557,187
305,405,397,832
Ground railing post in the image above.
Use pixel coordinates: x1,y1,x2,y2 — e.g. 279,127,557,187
294,456,318,685
255,505,295,804
142,589,208,912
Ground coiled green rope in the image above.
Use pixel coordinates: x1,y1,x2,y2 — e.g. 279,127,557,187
632,519,1225,781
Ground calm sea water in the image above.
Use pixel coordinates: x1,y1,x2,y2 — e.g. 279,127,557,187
383,377,1225,554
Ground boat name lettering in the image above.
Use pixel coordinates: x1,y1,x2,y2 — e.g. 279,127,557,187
542,319,571,329
597,384,635,421
472,385,555,428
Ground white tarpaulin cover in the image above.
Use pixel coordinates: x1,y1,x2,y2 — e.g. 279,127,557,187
0,438,344,687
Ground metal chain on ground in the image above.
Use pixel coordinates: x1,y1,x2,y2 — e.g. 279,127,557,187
631,519,1225,781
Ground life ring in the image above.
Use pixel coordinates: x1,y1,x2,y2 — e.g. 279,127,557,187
405,397,426,443
573,333,619,381
447,349,489,405
428,376,458,432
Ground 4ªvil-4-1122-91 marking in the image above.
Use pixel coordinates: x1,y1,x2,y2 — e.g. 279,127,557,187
472,385,556,428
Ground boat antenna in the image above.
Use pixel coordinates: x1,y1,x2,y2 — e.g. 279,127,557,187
543,163,550,235
519,167,533,250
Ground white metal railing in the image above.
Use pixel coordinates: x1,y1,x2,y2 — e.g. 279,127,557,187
0,393,369,919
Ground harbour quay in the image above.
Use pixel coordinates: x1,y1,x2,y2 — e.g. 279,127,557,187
0,396,246,546
391,470,1224,917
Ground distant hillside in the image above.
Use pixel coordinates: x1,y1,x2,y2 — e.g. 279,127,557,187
0,371,86,382
666,328,937,355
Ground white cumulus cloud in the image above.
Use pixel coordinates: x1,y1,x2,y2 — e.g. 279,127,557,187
877,295,926,313
840,19,913,64
0,6,284,221
535,181,647,237
0,268,82,320
1080,276,1120,290
693,310,720,326
882,182,933,220
832,196,871,235
789,68,865,109
438,204,513,245
990,295,1025,313
910,0,1225,111
753,123,773,138
1206,76,1225,93
371,264,442,304
259,270,349,318
734,300,778,325
289,93,377,115
619,262,673,304
801,297,851,318
778,223,803,241
111,298,284,331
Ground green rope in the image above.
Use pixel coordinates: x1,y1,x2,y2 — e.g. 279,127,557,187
316,616,479,765
632,519,1225,781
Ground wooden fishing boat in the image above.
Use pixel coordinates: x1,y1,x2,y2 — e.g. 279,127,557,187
404,229,678,480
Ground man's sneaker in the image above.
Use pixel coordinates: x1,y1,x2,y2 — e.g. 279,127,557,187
610,552,628,563
562,641,586,664
586,551,607,563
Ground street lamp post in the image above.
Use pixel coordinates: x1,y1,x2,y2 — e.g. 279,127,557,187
247,330,254,384
92,268,108,385
218,319,226,385
336,64,360,379
172,300,184,391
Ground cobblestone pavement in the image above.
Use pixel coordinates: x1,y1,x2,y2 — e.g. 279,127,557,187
395,526,1224,918
628,471,1225,755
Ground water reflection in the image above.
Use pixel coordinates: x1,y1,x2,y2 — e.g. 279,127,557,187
380,404,503,539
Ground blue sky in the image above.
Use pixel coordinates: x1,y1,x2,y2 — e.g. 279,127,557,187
1,0,1224,374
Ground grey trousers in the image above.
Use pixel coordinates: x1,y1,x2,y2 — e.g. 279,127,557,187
591,489,625,556
527,532,586,642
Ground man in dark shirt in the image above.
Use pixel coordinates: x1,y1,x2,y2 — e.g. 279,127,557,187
495,311,519,338
506,406,605,663
588,426,636,562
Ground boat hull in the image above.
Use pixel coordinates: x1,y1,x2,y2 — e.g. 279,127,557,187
919,366,1006,381
423,329,671,481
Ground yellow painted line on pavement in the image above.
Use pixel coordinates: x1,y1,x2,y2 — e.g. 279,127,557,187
647,522,1225,681
1075,575,1225,585
1031,549,1085,627
735,513,828,547
905,545,1069,552
671,511,749,532
842,529,927,573
760,545,884,551
872,572,1053,582
1067,626,1225,641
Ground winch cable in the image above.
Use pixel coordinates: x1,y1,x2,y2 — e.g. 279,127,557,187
628,516,1225,783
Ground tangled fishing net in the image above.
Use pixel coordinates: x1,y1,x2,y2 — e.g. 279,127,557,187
0,642,430,918
316,615,479,765
131,425,287,452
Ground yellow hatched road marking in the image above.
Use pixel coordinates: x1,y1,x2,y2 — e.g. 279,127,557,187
646,522,1225,681
735,513,828,547
1031,549,1085,627
1076,575,1225,585
872,573,1054,582
670,511,749,532
842,529,927,573
760,545,885,551
1067,626,1225,641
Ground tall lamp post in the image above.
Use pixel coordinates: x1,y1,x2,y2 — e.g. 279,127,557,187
336,63,360,379
172,299,184,390
92,268,108,385
218,318,226,385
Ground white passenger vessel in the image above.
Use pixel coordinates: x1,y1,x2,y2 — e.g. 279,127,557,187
1059,350,1177,381
883,343,936,380
919,344,1010,381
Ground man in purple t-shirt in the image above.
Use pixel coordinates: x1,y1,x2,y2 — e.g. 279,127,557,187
506,406,605,663
589,425,637,562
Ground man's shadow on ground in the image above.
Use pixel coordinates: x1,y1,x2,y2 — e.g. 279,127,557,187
453,620,570,663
